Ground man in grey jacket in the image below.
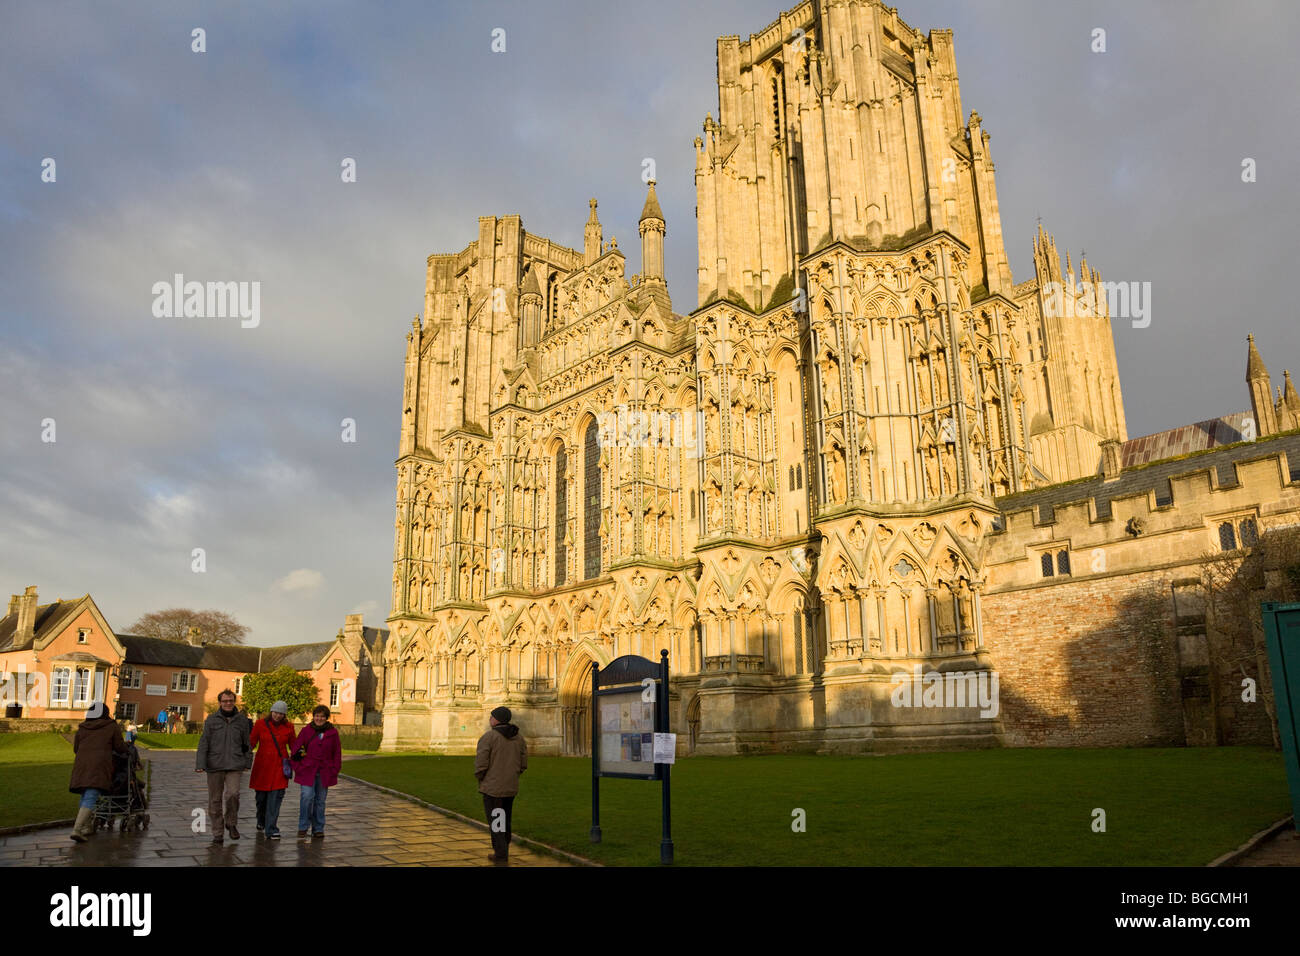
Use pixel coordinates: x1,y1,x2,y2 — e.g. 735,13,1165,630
195,689,252,845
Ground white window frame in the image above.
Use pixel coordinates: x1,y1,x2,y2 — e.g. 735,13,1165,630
174,705,190,720
329,681,341,708
119,665,142,690
333,660,341,673
118,702,137,721
52,667,71,705
171,670,196,693
77,628,90,645
71,667,94,707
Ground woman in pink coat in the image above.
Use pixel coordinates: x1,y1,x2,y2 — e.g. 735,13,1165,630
291,705,341,838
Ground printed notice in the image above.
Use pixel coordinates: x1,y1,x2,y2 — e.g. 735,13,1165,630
653,732,677,763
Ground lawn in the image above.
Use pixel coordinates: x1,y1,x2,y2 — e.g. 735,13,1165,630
0,733,76,828
342,747,1292,866
136,732,381,754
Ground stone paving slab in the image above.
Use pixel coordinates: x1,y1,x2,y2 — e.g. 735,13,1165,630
0,750,568,867
1233,825,1300,866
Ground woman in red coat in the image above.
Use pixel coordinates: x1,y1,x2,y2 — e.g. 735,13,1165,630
291,705,342,838
247,700,295,840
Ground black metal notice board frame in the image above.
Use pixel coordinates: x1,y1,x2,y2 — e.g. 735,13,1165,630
590,649,673,864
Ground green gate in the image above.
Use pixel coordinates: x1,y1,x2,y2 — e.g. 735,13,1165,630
1262,601,1300,823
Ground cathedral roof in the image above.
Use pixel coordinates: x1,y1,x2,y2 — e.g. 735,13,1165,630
1120,412,1255,468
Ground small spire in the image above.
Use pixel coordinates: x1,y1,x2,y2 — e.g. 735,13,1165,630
1284,370,1300,411
640,180,665,223
587,198,599,223
1247,333,1269,381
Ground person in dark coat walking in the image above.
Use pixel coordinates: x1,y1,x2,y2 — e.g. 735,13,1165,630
290,705,341,838
68,701,126,842
248,700,295,840
195,689,252,845
475,705,527,864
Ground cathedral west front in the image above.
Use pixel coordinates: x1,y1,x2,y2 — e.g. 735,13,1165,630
380,0,1300,755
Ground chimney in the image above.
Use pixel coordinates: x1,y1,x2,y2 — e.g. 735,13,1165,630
11,586,38,649
186,626,204,647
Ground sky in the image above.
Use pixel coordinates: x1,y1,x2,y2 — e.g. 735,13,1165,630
2,0,1298,647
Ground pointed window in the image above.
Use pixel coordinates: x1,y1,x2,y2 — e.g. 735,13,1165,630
554,448,568,585
584,422,601,578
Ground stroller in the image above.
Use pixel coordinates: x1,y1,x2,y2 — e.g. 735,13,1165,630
92,742,151,833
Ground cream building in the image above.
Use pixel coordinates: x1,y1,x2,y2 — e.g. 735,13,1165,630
380,0,1299,754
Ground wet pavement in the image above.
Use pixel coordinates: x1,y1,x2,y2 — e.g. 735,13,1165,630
0,750,567,867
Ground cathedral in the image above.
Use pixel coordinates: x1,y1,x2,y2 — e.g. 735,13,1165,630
380,0,1300,754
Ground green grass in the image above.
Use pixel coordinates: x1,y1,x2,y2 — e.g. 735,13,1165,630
135,732,201,749
0,733,75,828
342,747,1291,866
136,732,380,754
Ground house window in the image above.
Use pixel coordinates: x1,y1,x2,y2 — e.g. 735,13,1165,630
119,665,142,689
1218,516,1260,551
333,660,341,673
117,701,137,721
234,677,243,696
1040,552,1054,578
1057,550,1071,575
329,682,341,708
174,705,190,720
52,667,71,705
77,629,89,645
171,670,196,693
72,667,93,706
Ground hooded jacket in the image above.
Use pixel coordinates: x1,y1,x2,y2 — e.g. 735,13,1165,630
69,716,127,793
475,721,528,797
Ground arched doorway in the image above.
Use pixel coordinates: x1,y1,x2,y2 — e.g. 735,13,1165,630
558,651,596,756
686,694,701,753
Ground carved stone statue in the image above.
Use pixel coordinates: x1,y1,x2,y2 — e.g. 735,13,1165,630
822,360,841,415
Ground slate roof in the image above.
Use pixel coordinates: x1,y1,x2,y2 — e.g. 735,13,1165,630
0,598,84,652
995,430,1300,526
118,634,261,672
258,642,335,671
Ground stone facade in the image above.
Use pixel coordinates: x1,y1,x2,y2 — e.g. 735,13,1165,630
380,0,1300,754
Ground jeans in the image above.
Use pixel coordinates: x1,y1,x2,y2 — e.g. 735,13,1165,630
78,788,101,810
482,794,516,859
298,773,327,834
255,788,286,836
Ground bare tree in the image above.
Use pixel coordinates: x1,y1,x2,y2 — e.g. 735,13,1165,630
126,609,250,645
1198,524,1300,750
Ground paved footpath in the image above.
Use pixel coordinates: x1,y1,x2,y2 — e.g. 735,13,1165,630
0,750,568,867
1232,824,1299,866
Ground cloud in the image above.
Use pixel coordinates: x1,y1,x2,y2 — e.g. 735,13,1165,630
274,568,325,593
